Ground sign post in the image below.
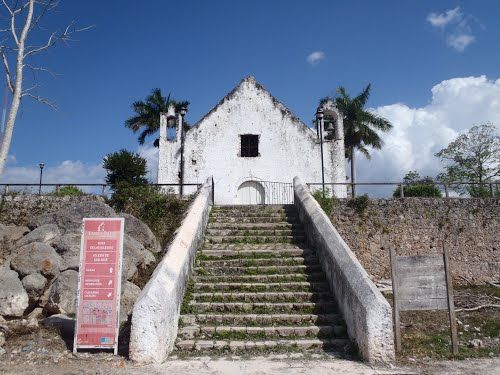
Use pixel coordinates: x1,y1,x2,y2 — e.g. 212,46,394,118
73,218,125,355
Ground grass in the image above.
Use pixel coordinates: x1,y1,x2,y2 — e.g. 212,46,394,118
389,285,500,362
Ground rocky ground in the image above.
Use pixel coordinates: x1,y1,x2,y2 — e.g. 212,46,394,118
0,200,163,358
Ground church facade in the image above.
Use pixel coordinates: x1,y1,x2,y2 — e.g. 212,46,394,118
157,76,347,204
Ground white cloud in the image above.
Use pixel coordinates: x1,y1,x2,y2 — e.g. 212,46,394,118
354,76,500,195
306,51,325,66
447,33,475,52
427,6,477,52
427,7,462,28
2,145,160,192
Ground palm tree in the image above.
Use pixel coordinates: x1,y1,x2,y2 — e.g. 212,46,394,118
334,84,393,197
125,88,189,146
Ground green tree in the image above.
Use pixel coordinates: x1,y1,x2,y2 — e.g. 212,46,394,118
125,88,189,146
393,171,442,197
435,123,499,197
332,84,393,197
103,149,148,190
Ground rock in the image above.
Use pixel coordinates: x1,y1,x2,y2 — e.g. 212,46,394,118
22,273,48,300
0,347,5,356
28,201,116,234
468,339,483,348
0,267,29,317
51,233,81,271
121,213,162,254
45,270,78,315
27,307,44,320
15,224,61,248
120,281,141,322
124,234,156,271
0,331,5,346
0,224,29,249
42,314,75,340
10,242,62,278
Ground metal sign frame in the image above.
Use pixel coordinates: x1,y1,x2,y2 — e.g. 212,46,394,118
73,217,125,355
390,242,458,355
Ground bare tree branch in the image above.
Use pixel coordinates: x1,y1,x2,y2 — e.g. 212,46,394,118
0,48,14,92
21,92,57,110
24,63,58,77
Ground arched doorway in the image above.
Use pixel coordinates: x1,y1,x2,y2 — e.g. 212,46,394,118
237,181,265,204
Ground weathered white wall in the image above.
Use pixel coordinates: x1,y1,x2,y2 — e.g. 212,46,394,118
159,76,346,204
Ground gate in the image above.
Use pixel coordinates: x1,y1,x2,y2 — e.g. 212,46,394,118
237,180,293,205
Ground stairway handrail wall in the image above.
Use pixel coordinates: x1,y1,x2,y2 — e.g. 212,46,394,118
129,177,213,363
293,176,395,364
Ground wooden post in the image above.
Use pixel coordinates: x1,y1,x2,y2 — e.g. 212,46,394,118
442,241,459,355
444,184,449,198
399,183,404,198
389,247,402,352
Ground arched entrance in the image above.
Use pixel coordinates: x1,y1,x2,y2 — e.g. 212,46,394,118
237,181,265,204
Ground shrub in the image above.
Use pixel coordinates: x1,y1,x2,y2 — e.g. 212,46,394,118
109,182,188,246
54,185,84,196
393,171,442,198
348,194,369,215
103,149,148,190
312,188,335,213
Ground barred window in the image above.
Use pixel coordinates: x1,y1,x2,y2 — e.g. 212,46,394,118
240,134,259,157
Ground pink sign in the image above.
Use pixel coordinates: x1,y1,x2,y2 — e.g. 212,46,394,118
73,218,124,354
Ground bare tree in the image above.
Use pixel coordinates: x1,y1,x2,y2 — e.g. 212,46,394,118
0,0,90,178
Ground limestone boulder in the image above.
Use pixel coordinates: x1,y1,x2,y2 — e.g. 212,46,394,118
124,234,156,270
51,233,81,270
0,224,29,249
15,224,61,248
121,213,162,254
45,270,79,315
21,273,48,300
120,281,141,322
10,242,62,278
0,267,29,317
42,314,75,340
28,201,116,233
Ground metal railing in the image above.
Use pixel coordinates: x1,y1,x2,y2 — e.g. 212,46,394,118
260,181,294,205
0,183,202,197
307,181,500,198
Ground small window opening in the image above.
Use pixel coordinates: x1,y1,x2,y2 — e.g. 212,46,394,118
240,134,259,157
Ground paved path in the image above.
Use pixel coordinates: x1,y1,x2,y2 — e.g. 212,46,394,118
1,357,499,375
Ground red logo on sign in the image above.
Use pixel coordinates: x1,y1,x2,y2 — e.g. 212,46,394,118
74,218,124,352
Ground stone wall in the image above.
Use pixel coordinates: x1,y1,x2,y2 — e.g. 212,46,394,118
0,195,105,226
329,198,500,285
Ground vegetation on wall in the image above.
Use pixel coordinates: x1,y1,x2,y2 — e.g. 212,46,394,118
348,194,370,215
312,188,336,214
393,171,442,198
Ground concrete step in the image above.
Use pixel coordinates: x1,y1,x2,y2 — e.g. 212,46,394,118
194,264,323,276
188,301,338,314
205,228,305,237
212,205,296,213
199,248,316,258
207,222,301,230
180,313,344,326
193,272,326,283
200,243,310,250
210,211,298,218
204,235,306,244
179,325,348,340
175,338,351,352
193,281,330,293
209,216,300,224
196,257,319,267
192,291,333,303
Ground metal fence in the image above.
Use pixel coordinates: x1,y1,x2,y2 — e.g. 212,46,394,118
260,181,294,205
307,181,500,199
0,183,202,198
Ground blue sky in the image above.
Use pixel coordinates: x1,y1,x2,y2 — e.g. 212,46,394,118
2,0,500,185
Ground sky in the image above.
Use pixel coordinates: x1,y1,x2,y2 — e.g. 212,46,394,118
2,0,500,191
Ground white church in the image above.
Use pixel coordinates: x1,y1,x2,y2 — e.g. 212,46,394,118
157,76,347,204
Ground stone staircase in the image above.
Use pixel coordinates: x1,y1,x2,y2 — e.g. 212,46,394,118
175,205,351,355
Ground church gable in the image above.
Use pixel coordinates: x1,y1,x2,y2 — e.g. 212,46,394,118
188,76,316,141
